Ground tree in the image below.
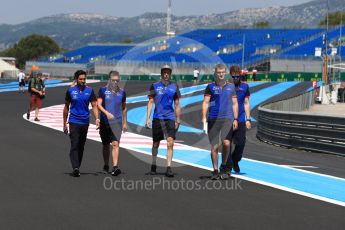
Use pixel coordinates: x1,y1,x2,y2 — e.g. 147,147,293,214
253,21,270,28
0,34,60,68
119,38,134,44
319,11,345,26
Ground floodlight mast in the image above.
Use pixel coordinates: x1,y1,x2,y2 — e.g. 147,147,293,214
166,0,175,36
340,11,343,63
323,0,330,84
241,34,246,69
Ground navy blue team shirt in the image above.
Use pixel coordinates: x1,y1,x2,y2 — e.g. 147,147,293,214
148,81,181,120
65,85,97,125
204,82,237,120
98,87,126,124
235,82,250,123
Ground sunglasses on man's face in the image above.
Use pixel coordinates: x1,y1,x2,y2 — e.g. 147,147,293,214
111,79,119,82
232,75,241,79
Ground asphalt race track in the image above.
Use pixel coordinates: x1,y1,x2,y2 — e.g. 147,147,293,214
0,81,344,229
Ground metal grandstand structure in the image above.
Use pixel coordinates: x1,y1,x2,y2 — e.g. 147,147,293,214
329,63,345,70
29,24,345,76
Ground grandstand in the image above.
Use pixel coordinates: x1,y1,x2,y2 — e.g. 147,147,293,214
30,26,345,76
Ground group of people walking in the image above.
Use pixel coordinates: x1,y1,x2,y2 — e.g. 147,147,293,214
63,64,251,179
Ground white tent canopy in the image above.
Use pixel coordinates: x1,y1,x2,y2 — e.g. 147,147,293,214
0,57,18,78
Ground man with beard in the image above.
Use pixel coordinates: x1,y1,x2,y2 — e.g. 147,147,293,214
226,65,251,174
202,64,238,180
146,64,181,177
97,71,127,176
63,70,100,177
26,72,45,121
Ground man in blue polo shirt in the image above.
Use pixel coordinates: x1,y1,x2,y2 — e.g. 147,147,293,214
226,65,251,173
97,70,127,176
146,64,181,177
202,63,238,180
63,70,100,177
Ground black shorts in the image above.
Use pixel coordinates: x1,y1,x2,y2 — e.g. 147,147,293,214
207,119,234,146
99,123,122,145
232,122,246,145
19,80,25,87
152,119,177,142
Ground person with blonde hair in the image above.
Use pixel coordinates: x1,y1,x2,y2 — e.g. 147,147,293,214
97,71,127,176
202,64,238,180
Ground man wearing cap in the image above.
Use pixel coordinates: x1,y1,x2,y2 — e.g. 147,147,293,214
146,64,181,177
202,63,238,180
225,65,251,174
26,71,45,121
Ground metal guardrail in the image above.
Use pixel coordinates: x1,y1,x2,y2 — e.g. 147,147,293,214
257,91,345,156
262,90,315,112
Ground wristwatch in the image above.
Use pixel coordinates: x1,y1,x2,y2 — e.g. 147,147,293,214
246,118,251,122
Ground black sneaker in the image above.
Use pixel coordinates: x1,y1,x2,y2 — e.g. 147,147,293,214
220,166,231,180
103,165,109,174
72,168,80,177
111,166,121,176
150,164,157,175
165,167,174,177
34,117,40,121
210,170,220,180
233,161,240,173
26,112,30,120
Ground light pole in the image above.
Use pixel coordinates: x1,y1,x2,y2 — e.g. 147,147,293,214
166,0,175,36
241,34,246,69
340,11,343,64
323,0,330,85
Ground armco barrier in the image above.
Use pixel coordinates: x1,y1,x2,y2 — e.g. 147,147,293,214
82,74,216,82
85,72,345,82
257,91,345,156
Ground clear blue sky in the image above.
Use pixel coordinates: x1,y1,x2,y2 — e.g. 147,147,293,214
0,0,312,24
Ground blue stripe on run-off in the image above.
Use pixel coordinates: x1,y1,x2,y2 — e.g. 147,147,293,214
134,146,345,204
127,82,296,133
126,84,209,104
126,83,267,104
0,79,63,88
249,81,300,121
0,80,64,92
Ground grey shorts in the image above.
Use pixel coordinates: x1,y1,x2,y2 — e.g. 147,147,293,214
207,119,234,146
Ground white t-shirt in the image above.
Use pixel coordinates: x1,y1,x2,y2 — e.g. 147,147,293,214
18,72,25,82
193,69,200,78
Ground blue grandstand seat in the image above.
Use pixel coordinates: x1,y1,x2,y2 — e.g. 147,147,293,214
39,27,345,67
